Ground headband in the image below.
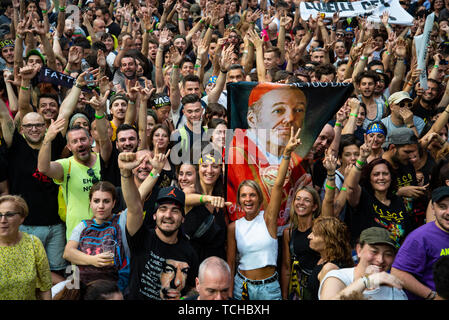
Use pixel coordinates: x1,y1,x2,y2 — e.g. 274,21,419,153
0,40,14,50
366,123,386,136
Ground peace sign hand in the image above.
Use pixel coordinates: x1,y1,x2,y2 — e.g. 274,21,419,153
284,127,301,156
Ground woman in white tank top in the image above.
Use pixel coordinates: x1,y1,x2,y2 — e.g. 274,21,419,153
226,128,301,300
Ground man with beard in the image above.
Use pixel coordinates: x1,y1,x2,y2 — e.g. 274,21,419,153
119,152,198,300
113,54,144,92
355,71,386,130
411,79,441,125
100,124,139,187
391,186,449,300
383,127,428,224
37,89,110,240
309,123,336,191
0,97,68,284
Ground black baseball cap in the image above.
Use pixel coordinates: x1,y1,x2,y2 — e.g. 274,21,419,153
156,186,185,215
432,186,449,203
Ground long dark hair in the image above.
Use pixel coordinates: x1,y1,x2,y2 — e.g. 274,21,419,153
360,158,398,199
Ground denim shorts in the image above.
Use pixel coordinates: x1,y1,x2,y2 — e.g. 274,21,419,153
233,270,282,300
20,224,68,271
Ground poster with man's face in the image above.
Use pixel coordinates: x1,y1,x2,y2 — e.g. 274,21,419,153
225,82,353,228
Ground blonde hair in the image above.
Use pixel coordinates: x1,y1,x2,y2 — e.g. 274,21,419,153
288,186,321,230
0,195,29,218
237,180,263,208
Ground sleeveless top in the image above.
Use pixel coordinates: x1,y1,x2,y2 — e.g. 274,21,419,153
235,211,278,270
359,94,385,130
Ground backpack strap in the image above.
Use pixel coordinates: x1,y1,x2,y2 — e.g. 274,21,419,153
65,160,72,204
289,227,297,261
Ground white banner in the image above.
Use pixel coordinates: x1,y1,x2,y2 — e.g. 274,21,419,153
300,0,414,26
414,13,435,90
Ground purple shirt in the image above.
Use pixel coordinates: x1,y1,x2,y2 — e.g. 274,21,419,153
392,221,449,300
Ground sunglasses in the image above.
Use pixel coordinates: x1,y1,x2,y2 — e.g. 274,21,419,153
87,168,100,184
399,101,412,108
336,32,345,37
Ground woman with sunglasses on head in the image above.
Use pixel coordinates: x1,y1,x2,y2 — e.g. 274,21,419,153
0,195,52,300
227,128,301,300
63,181,129,292
181,146,230,264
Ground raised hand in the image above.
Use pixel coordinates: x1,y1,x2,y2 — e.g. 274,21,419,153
149,149,170,171
44,118,66,143
118,152,147,172
284,127,301,156
19,64,40,81
323,149,338,174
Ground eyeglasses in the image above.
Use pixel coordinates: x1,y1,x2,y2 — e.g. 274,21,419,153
22,123,46,129
399,101,412,108
87,168,100,184
336,33,345,37
0,212,20,219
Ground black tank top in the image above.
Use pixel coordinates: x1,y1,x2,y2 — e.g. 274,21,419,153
290,228,321,272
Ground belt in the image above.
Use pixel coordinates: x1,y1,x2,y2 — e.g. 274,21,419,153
237,271,279,286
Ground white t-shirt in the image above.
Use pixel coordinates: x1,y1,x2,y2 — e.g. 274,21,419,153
318,267,408,300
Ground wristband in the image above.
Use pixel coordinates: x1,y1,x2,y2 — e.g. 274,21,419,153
147,29,153,33
42,10,47,14
200,194,205,204
209,24,215,29
282,154,291,160
120,171,132,178
325,183,335,190
59,6,66,12
178,18,184,21
149,171,160,178
194,64,201,68
356,159,365,166
199,19,204,24
124,22,129,26
350,113,358,117
20,85,30,91
16,34,22,39
129,100,135,104
434,65,439,68
360,56,368,61
74,82,83,89
94,113,105,119
335,122,342,127
341,187,347,191
384,51,390,55
172,65,179,69
220,69,228,73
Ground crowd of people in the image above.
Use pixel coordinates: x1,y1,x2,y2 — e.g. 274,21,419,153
0,0,449,301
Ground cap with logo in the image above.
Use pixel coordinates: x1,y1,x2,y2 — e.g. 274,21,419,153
156,186,185,215
151,93,171,109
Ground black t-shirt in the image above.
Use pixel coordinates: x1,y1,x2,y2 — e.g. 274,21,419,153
100,143,121,187
7,130,66,226
106,22,121,38
0,139,8,182
289,228,320,272
181,205,227,263
411,103,436,125
126,227,199,300
346,187,414,248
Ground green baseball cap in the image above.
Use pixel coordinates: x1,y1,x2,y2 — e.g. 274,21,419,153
359,227,396,249
26,49,46,64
